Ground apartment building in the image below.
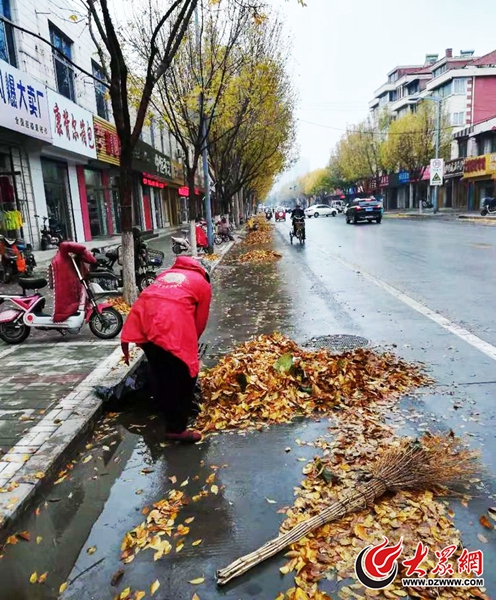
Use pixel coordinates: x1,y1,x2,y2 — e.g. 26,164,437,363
0,0,192,248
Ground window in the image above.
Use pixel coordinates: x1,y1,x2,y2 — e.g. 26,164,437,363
0,0,16,66
438,81,452,98
452,112,465,126
92,61,108,120
458,139,468,158
49,24,75,101
433,64,447,78
453,78,467,95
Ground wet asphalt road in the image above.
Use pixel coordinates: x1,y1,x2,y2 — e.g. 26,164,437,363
1,215,496,599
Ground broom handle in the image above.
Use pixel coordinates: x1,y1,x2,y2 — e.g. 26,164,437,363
217,483,382,586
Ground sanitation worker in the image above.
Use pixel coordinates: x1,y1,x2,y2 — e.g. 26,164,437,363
121,256,212,443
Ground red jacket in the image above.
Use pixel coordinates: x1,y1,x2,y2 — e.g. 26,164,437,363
51,242,96,323
121,256,212,377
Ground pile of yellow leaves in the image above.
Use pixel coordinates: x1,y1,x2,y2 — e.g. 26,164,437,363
276,410,489,599
121,489,188,564
108,297,132,315
238,250,282,264
197,333,430,432
244,229,273,245
202,253,221,261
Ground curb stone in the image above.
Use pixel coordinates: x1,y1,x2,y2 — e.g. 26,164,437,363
0,236,235,537
0,346,142,538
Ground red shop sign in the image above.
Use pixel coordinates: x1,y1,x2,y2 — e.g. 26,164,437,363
178,186,200,196
142,173,167,189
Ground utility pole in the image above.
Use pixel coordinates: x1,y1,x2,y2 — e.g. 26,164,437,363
195,5,214,252
432,98,441,214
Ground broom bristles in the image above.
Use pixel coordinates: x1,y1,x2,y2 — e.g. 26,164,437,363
216,434,480,586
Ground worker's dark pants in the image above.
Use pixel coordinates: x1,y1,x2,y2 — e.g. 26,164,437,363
142,342,197,433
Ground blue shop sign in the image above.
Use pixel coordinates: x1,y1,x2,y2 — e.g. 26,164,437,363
398,171,410,185
0,58,52,141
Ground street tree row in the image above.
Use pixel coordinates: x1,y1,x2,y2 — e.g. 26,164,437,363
83,0,302,303
286,104,452,207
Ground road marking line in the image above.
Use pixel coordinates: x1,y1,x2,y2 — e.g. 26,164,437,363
323,250,496,362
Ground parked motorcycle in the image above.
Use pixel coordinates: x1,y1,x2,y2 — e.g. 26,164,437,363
91,236,163,293
0,254,123,344
36,215,64,250
172,225,211,255
0,235,35,283
480,197,496,216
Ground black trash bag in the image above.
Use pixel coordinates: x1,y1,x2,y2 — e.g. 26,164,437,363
94,359,152,403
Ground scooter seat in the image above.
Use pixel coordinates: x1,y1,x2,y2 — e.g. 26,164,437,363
18,277,47,290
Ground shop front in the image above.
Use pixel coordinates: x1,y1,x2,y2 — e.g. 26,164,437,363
462,153,496,211
43,88,98,243
79,116,121,240
444,158,465,209
133,141,175,231
0,57,53,247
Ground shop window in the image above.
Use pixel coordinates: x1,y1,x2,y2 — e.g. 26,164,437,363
451,112,465,126
92,61,108,120
49,24,75,101
458,140,468,158
453,78,467,95
0,0,16,66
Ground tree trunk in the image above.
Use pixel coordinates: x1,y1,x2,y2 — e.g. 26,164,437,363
408,182,414,209
119,151,137,305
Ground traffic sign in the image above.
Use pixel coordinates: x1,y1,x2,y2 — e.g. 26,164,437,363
430,158,444,186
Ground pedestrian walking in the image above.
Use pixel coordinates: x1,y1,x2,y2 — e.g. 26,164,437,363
121,256,212,443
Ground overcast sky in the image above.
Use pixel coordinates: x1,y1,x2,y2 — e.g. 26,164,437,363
271,0,496,188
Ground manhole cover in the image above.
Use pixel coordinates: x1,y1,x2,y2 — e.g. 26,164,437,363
303,334,370,353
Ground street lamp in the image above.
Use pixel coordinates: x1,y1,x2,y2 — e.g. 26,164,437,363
409,94,443,213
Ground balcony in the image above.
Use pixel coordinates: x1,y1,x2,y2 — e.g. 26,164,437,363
372,81,395,99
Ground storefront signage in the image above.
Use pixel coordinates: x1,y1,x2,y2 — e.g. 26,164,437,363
463,153,496,178
142,173,167,189
379,175,389,187
93,116,120,165
445,158,464,178
46,89,96,159
0,58,51,142
172,160,184,184
133,141,172,179
178,185,200,197
398,171,410,184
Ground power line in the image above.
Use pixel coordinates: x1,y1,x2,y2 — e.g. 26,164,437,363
298,118,454,136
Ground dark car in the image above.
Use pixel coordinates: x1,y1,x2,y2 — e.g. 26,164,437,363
345,198,382,224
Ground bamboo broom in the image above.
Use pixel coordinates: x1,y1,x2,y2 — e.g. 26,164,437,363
217,434,479,585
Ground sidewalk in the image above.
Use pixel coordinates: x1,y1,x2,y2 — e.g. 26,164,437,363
385,209,496,223
33,225,184,269
0,236,234,533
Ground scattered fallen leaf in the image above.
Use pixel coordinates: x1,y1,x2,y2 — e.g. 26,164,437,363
82,455,92,464
189,577,205,585
6,535,18,545
478,533,489,544
479,515,494,530
120,587,131,599
141,468,154,475
59,582,68,593
135,489,143,496
142,507,150,516
176,542,184,552
211,485,219,495
192,539,202,546
266,498,277,504
29,572,38,584
110,568,125,587
169,476,177,484
87,546,97,555
36,536,42,545
135,592,146,600
18,531,30,542
185,517,195,524
150,579,160,595
192,594,200,600
38,572,48,584
180,478,189,487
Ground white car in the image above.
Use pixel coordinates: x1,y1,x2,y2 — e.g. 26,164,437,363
304,204,338,218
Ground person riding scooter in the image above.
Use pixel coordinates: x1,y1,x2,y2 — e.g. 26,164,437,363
290,203,306,239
